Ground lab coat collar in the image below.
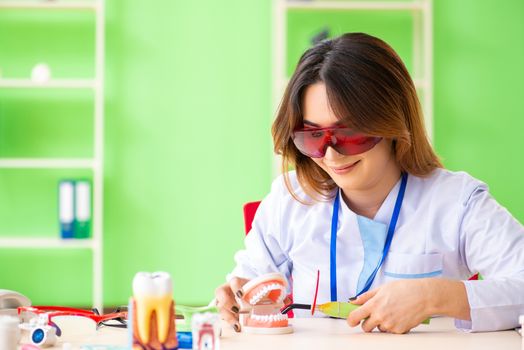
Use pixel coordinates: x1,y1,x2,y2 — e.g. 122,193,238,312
336,175,403,225
372,176,403,225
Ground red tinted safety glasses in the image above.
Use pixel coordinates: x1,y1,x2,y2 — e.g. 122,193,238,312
292,126,382,158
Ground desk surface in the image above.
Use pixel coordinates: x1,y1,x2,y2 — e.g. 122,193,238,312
19,317,521,350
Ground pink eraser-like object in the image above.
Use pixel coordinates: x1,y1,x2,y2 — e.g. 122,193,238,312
21,344,42,350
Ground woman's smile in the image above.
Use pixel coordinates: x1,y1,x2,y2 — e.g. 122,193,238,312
326,159,361,175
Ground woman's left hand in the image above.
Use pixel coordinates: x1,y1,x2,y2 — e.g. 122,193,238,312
346,279,432,334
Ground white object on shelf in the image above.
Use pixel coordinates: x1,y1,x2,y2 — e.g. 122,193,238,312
31,63,51,83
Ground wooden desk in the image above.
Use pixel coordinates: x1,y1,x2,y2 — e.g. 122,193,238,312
19,317,521,350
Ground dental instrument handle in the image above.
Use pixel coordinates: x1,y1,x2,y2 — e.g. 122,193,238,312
280,303,312,314
316,302,431,324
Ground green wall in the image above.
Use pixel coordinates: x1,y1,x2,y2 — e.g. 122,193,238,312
0,0,522,307
434,0,524,215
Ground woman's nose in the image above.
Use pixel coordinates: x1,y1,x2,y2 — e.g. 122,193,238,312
323,145,344,160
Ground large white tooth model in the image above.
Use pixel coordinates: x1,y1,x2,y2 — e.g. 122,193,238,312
130,271,178,350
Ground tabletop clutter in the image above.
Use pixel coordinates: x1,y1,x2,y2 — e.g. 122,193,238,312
0,271,302,350
0,271,223,350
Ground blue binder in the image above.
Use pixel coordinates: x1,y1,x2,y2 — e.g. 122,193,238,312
58,180,75,239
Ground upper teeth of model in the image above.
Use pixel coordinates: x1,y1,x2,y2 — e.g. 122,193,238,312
249,283,285,305
132,271,173,344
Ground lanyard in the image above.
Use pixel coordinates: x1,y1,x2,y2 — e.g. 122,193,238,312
330,172,408,301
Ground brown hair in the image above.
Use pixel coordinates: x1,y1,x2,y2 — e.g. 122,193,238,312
272,32,442,201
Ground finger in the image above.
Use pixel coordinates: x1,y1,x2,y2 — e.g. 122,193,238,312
219,307,241,332
361,317,380,333
351,289,378,305
229,277,250,299
379,321,394,333
390,325,410,334
347,302,372,327
215,284,240,314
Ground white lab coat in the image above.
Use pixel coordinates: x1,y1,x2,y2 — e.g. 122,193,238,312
228,168,524,332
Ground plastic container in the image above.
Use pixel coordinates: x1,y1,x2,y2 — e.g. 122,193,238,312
0,315,21,350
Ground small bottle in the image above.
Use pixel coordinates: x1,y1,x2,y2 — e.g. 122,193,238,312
0,315,21,350
192,312,220,350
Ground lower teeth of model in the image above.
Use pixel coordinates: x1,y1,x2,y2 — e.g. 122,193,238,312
251,314,287,322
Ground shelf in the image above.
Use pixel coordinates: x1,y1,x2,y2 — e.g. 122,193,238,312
0,0,105,312
0,79,97,89
0,158,96,169
0,237,94,249
0,1,97,10
285,1,425,11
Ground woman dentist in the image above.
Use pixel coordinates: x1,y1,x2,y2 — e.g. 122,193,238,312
214,32,524,334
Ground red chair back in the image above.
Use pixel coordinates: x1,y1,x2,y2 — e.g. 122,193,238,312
243,201,261,235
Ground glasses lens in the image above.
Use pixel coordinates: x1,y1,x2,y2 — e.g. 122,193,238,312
50,315,96,336
332,129,382,155
98,306,128,329
293,127,381,158
292,129,329,158
19,309,38,323
99,318,127,328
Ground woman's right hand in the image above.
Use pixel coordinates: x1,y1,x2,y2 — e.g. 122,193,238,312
214,277,250,332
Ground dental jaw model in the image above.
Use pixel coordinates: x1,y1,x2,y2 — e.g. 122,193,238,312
240,273,292,334
130,272,178,350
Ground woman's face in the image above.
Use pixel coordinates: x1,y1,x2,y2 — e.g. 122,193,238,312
301,82,397,193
